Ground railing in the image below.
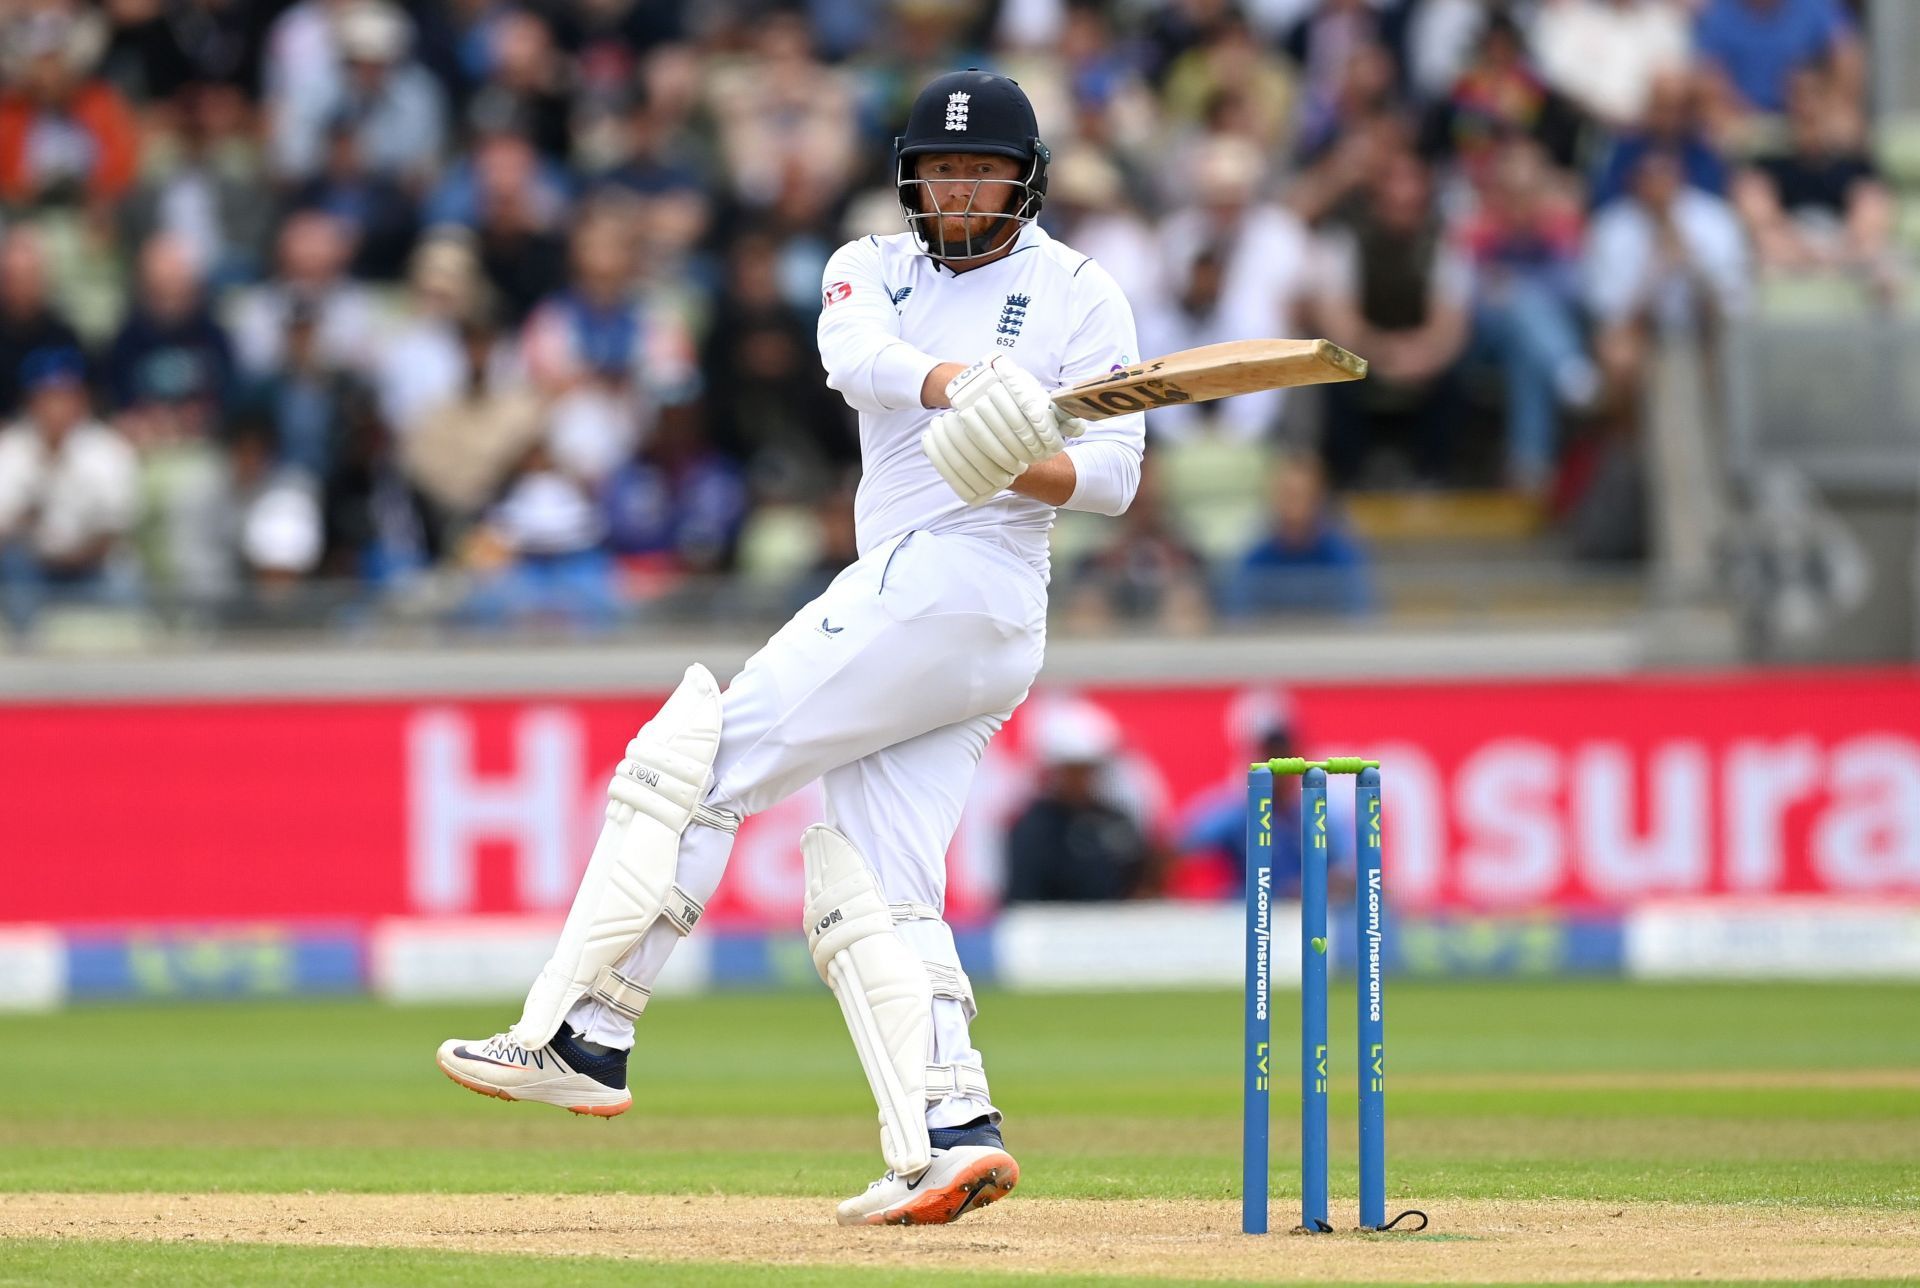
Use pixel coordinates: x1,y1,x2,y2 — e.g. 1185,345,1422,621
0,558,1651,655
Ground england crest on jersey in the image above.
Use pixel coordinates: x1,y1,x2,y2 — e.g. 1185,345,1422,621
995,293,1029,347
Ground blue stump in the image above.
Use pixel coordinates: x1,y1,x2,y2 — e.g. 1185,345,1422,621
1241,765,1274,1235
1356,764,1386,1230
1300,766,1329,1232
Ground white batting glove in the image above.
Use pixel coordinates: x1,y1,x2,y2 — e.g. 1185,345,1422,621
945,356,1086,467
923,406,1024,506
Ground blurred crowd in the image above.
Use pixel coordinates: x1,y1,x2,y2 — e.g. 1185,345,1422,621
0,0,1889,635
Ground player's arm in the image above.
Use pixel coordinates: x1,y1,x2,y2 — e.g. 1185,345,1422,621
817,240,944,414
1047,260,1144,516
1007,452,1076,505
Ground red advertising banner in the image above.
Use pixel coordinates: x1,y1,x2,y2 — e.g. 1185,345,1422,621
4,669,1917,927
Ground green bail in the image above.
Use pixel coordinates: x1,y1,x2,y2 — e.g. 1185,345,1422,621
1253,756,1383,775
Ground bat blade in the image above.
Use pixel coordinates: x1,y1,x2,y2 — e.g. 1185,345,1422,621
1050,339,1367,421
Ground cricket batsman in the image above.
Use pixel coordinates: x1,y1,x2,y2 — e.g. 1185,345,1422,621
437,69,1145,1226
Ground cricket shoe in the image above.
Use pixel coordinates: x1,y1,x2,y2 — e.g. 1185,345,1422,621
836,1117,1019,1226
435,1022,631,1117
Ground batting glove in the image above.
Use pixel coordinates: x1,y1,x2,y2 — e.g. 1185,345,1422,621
923,406,1023,506
944,356,1086,467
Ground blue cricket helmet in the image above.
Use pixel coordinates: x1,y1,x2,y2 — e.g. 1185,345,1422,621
894,69,1050,262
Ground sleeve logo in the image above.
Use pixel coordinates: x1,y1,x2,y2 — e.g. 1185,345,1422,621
823,281,852,307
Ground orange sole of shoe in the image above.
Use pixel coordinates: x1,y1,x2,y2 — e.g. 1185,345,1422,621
871,1153,1020,1226
437,1059,631,1118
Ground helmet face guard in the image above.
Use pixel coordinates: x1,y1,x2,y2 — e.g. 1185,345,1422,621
895,149,1049,264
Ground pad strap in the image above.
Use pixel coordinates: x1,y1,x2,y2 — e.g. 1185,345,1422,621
926,1060,991,1103
922,961,975,1010
692,803,740,835
588,965,650,1022
889,901,974,1016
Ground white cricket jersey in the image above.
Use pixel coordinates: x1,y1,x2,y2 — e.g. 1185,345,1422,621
816,222,1145,578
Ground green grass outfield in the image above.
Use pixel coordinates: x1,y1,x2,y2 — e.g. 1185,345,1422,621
2,980,1915,1284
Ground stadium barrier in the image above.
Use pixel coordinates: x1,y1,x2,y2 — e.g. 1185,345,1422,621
6,902,1918,1010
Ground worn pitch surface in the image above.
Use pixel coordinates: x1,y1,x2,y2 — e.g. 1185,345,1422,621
2,984,1914,1284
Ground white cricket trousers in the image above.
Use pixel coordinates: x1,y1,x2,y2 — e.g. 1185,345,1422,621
567,529,1047,1128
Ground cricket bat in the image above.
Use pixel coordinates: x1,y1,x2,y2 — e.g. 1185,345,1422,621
1050,339,1367,421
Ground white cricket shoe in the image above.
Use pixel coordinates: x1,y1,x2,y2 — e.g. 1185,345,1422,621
836,1118,1020,1226
435,1022,632,1117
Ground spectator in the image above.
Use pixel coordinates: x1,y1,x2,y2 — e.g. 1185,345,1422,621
589,92,707,203
288,112,420,280
1587,148,1748,408
1140,0,1238,87
119,82,272,288
0,348,140,629
564,1,686,99
229,211,378,378
1283,0,1411,127
1222,453,1375,618
400,292,544,524
1459,139,1597,495
0,8,139,211
264,0,357,128
1590,70,1730,210
602,414,750,578
1694,0,1863,136
106,233,234,443
1041,151,1163,312
706,14,856,209
702,228,854,499
1533,0,1692,132
477,11,573,163
1150,135,1313,441
1423,12,1583,179
1051,2,1156,168
226,421,325,596
1313,148,1469,486
522,206,698,484
460,440,618,628
424,96,573,234
271,0,447,188
1003,702,1155,903
1731,70,1895,294
1293,37,1400,171
323,384,437,585
373,232,489,438
98,0,262,105
1162,12,1296,152
239,297,361,481
1404,0,1490,103
0,230,84,419
1290,89,1418,230
463,126,572,326
1064,461,1211,633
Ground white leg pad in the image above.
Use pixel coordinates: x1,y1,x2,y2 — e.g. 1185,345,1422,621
803,825,934,1178
512,664,736,1048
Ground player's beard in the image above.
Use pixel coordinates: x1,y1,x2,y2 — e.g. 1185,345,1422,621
928,211,1017,261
